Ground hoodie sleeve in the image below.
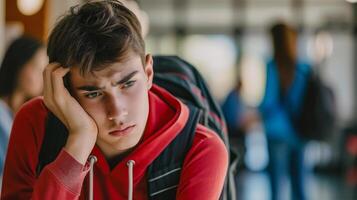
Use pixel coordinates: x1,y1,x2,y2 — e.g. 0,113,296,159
1,99,89,200
176,125,228,200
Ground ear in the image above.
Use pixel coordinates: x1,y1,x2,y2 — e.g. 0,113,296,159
144,54,154,89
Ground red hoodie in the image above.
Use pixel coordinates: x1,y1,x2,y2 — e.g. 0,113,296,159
1,85,228,200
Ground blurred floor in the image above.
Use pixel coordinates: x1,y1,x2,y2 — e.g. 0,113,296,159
236,170,355,200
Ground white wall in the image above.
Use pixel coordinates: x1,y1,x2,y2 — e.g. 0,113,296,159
142,0,356,123
47,0,81,36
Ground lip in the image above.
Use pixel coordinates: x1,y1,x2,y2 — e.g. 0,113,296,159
109,125,136,137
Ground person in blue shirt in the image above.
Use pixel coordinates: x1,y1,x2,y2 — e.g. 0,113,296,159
222,81,245,137
0,36,47,177
222,79,261,171
258,22,311,200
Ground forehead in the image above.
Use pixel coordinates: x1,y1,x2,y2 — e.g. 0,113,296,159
71,54,143,81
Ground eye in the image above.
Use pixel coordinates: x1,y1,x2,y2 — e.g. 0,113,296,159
85,91,102,99
122,80,136,89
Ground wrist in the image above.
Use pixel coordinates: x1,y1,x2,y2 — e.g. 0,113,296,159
64,133,96,165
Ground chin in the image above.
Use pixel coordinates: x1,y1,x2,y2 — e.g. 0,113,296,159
112,136,141,150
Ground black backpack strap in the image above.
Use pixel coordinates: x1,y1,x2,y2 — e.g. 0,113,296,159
36,112,68,176
147,105,201,200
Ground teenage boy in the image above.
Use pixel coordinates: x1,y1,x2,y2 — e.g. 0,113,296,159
1,1,228,199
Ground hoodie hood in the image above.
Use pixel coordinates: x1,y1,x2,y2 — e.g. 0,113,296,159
88,84,189,198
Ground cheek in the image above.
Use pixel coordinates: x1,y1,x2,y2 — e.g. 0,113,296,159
79,101,106,126
129,84,149,121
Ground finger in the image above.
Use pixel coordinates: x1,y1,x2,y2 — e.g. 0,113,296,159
51,67,71,106
49,66,71,126
43,63,61,109
43,63,67,124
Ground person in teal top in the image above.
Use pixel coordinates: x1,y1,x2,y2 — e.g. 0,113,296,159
0,36,47,177
258,22,311,200
260,59,310,147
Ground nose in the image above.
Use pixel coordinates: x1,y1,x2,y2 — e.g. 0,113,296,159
105,94,128,122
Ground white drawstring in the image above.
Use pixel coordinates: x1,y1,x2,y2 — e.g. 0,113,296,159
88,155,97,200
127,160,135,200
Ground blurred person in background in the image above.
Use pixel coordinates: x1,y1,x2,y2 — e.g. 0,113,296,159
221,79,260,165
0,36,47,177
258,22,311,200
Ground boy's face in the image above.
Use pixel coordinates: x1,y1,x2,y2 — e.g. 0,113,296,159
69,53,153,158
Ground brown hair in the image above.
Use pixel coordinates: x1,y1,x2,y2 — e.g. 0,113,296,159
270,22,297,69
47,0,145,75
270,22,298,90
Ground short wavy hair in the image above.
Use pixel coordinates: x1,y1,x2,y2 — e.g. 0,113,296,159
47,0,145,75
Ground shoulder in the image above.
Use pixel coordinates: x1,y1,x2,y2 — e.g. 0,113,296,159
177,124,228,198
266,59,276,69
194,124,225,143
296,61,311,74
11,97,49,145
225,90,238,101
188,124,228,161
15,97,48,122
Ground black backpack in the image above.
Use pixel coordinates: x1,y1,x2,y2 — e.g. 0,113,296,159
152,56,236,200
37,56,236,200
294,70,336,141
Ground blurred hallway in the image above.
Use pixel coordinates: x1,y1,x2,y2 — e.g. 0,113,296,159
1,0,357,199
236,170,355,200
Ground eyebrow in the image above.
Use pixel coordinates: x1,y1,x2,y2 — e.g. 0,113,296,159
76,70,139,91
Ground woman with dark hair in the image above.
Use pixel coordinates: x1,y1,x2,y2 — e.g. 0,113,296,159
258,22,311,200
0,36,48,177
